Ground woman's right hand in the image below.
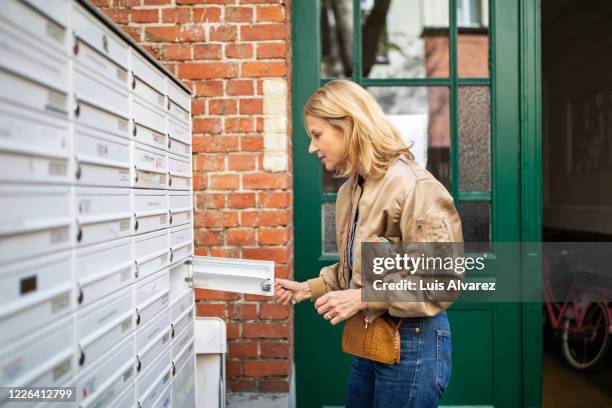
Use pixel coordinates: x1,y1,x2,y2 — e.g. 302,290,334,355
275,278,312,306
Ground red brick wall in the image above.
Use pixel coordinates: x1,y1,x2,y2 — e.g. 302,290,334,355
94,0,293,393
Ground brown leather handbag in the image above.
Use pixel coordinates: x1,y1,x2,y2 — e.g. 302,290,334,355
341,312,405,364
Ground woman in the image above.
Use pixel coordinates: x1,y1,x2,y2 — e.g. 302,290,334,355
275,79,463,407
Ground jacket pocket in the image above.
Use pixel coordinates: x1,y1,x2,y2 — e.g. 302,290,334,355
436,329,452,396
417,213,453,242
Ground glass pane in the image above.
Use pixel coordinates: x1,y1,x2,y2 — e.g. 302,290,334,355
361,0,450,79
457,0,490,77
459,86,490,192
322,166,349,193
321,0,353,78
459,202,490,242
368,86,451,191
322,202,338,254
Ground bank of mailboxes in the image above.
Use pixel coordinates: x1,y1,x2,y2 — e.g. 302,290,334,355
0,1,274,407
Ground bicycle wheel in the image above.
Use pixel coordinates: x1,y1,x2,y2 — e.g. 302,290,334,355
561,301,610,371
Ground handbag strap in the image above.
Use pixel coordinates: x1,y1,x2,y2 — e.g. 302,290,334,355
392,318,405,333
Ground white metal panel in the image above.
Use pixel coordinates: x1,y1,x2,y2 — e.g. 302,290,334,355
167,100,190,128
132,97,166,136
76,285,134,372
73,39,129,118
169,223,193,265
74,124,131,187
188,256,275,296
0,185,71,263
171,289,194,340
133,122,167,152
0,316,73,388
132,51,166,97
169,191,192,228
23,0,70,27
72,3,129,69
168,262,189,303
0,67,68,117
135,307,171,375
0,251,72,348
133,189,169,235
168,135,190,158
136,345,171,402
133,229,169,280
151,382,171,408
132,142,168,189
166,79,190,112
75,237,133,307
103,381,135,408
135,269,170,329
172,322,194,371
83,379,134,408
167,117,191,146
74,100,130,140
0,0,69,91
75,187,131,246
168,153,191,191
172,353,195,408
77,335,134,406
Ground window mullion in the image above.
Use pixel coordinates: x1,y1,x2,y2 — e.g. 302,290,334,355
353,0,362,83
450,0,460,204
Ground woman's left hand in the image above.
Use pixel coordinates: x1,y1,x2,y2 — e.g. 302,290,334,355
314,289,367,325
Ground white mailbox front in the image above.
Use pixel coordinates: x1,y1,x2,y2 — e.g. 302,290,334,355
0,1,275,407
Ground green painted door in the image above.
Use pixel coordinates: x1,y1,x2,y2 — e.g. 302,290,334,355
292,0,542,407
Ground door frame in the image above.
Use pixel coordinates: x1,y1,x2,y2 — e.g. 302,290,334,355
291,0,543,406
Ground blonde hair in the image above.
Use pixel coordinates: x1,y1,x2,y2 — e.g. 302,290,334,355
303,79,414,179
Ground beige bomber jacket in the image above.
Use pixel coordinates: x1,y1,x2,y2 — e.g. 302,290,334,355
306,155,464,321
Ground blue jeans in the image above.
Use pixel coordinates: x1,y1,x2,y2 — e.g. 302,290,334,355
345,312,452,408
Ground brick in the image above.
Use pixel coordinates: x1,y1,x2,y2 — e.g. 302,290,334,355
179,25,206,42
210,174,240,189
193,135,239,153
228,380,258,392
195,192,225,209
243,323,289,339
256,6,285,22
226,117,255,133
260,380,290,392
178,62,238,79
194,80,224,97
274,264,290,279
226,7,253,23
194,155,224,171
259,228,287,245
260,342,289,357
228,192,256,208
256,117,264,131
192,118,222,134
227,322,241,339
196,211,239,228
119,25,141,42
161,8,191,23
225,43,253,59
193,174,207,190
240,0,281,3
209,99,237,115
195,229,224,246
243,247,288,263
243,360,290,377
191,99,205,115
228,155,257,171
241,210,289,227
227,361,242,377
241,24,285,41
209,26,238,42
210,248,241,258
257,43,286,59
195,288,240,301
256,79,264,95
92,0,111,7
241,134,263,151
259,304,289,320
230,342,258,359
193,44,222,60
132,9,158,23
239,98,263,114
158,44,191,60
242,61,285,77
143,0,170,4
259,192,289,208
196,303,226,318
228,304,258,320
145,26,179,42
192,7,222,23
102,8,129,24
243,173,289,189
227,80,254,96
179,0,234,4
227,229,257,245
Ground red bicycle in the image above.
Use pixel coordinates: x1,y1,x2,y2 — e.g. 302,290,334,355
544,255,612,371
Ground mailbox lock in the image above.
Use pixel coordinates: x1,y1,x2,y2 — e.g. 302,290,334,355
169,210,173,225
72,32,79,55
134,260,139,279
136,357,141,372
260,280,272,293
172,362,176,376
131,74,136,90
102,35,109,53
134,215,139,232
167,137,172,149
134,166,139,183
136,310,141,325
167,100,171,111
77,285,84,304
75,160,82,180
78,350,85,366
74,101,80,118
76,226,83,243
170,323,175,338
168,173,172,187
132,121,137,137
169,248,174,263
